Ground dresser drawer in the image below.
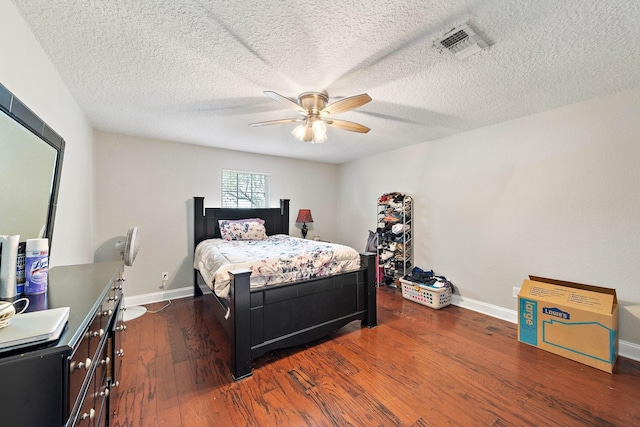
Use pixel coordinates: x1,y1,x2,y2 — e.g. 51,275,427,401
111,300,126,388
95,342,110,404
71,366,98,427
68,335,94,415
93,346,111,427
87,303,105,364
105,284,122,313
70,330,110,427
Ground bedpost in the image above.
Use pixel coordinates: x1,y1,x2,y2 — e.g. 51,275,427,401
229,268,253,380
361,253,377,327
194,197,205,245
280,199,290,235
194,197,205,296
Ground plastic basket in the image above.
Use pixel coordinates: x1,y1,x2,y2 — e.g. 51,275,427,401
400,278,451,309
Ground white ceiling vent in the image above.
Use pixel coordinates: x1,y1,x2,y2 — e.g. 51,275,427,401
435,23,488,60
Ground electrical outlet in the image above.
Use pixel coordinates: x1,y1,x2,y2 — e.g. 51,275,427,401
513,286,520,298
160,272,169,290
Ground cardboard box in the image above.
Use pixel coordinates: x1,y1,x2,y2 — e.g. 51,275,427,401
517,276,618,373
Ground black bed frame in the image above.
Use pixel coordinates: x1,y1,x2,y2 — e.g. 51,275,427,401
193,197,377,380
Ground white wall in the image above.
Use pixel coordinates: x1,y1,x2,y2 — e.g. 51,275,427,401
339,87,640,346
0,0,95,266
93,131,339,297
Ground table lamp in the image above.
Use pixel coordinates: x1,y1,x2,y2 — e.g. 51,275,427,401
295,209,314,239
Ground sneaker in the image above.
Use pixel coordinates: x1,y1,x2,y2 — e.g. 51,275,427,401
379,250,394,261
392,223,409,234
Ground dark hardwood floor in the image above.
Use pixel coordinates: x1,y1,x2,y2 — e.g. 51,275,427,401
111,287,640,426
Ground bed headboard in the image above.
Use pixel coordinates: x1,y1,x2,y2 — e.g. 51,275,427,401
193,197,290,246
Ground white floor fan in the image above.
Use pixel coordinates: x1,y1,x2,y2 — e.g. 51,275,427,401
115,226,145,322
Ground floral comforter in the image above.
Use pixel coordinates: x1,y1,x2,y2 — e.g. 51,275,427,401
193,234,361,299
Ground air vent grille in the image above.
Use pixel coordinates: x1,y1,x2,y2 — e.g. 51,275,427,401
440,29,470,49
435,23,488,60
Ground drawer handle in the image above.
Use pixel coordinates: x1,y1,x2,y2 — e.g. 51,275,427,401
112,380,120,388
79,408,95,421
102,309,113,317
99,387,110,397
116,324,127,331
100,356,111,366
109,295,119,302
116,349,124,357
91,329,105,338
73,358,92,371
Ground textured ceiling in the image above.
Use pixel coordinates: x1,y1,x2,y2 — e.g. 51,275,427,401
11,0,640,164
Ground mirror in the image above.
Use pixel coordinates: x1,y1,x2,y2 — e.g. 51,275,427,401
0,83,64,253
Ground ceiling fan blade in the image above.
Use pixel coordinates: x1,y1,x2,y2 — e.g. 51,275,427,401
322,94,372,115
249,118,305,127
264,91,307,116
326,119,370,133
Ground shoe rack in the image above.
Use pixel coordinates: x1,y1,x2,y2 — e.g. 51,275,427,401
377,192,413,286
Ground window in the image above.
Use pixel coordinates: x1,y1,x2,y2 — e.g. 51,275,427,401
222,170,270,208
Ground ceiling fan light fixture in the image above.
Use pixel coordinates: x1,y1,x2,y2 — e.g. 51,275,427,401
312,129,328,144
312,120,327,135
311,120,328,144
292,124,307,141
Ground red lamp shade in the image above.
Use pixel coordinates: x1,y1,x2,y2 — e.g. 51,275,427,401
295,209,314,224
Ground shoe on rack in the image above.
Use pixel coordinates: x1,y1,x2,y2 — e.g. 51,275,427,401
393,232,411,242
396,242,410,252
392,223,409,234
380,250,394,261
383,215,401,223
381,232,394,241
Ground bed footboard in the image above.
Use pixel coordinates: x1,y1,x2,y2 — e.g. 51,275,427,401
224,253,377,380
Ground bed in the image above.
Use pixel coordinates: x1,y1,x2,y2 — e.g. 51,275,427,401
193,197,377,380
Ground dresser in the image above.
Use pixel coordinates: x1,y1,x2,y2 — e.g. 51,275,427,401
0,261,126,427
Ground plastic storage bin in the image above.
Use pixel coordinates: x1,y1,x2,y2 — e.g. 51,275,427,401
400,278,451,309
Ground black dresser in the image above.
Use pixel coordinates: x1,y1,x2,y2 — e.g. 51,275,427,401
0,261,126,427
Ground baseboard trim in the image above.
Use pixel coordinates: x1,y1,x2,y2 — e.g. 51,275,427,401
451,294,517,323
450,294,640,363
124,288,640,363
123,286,192,307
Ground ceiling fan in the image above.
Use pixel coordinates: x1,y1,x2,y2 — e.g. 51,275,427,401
249,91,372,144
